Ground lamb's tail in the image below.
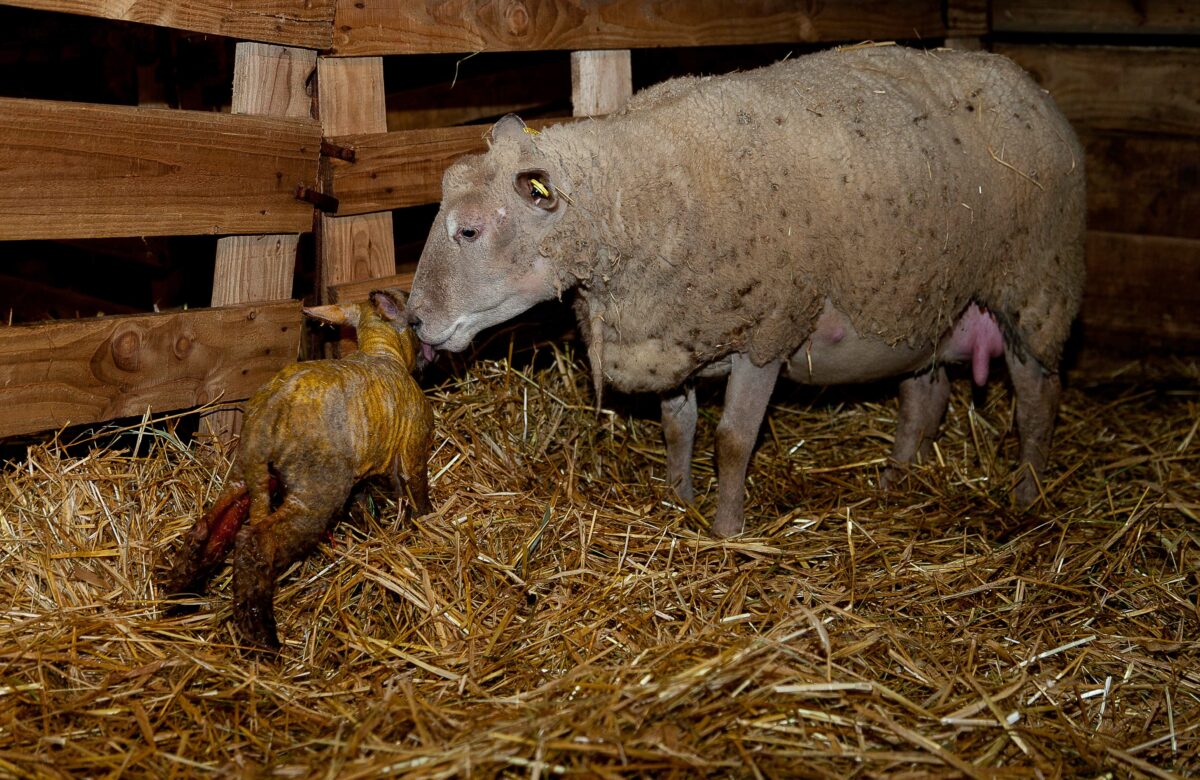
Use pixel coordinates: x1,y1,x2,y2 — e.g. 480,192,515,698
160,474,278,599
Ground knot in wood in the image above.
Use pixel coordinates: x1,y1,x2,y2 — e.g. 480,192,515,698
110,328,142,372
503,0,530,35
173,333,194,360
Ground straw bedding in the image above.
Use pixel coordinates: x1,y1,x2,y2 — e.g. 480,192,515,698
0,343,1196,778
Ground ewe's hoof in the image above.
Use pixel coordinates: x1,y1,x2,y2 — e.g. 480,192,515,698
710,517,744,539
1014,474,1043,510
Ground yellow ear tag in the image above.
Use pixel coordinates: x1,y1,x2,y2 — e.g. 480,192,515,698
530,178,551,198
522,126,542,136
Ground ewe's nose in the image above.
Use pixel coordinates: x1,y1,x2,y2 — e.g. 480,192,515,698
405,293,423,329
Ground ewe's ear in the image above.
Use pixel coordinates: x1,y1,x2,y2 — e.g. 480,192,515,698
303,303,360,328
369,289,407,322
515,169,558,211
489,114,532,147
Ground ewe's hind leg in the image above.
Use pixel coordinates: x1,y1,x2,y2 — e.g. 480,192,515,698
713,355,782,538
881,367,951,490
232,490,346,650
1005,348,1061,507
661,387,698,504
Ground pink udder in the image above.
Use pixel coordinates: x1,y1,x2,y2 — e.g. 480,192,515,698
942,305,1005,386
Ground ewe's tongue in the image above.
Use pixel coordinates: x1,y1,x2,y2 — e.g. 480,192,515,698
421,342,437,363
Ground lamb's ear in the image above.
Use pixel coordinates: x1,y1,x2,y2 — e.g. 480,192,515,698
514,169,558,211
369,289,407,322
489,114,532,147
303,303,360,328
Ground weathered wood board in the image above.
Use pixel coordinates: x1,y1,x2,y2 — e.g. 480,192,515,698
2,0,335,49
385,61,571,132
327,271,416,304
997,45,1200,136
1081,231,1200,351
0,301,302,439
945,0,990,38
994,0,1200,35
572,50,632,117
0,98,321,240
326,118,565,215
1084,132,1200,240
331,0,945,56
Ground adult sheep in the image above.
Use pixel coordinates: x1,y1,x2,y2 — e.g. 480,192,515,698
408,45,1085,537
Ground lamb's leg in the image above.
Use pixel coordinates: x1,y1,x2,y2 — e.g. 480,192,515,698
392,455,432,519
160,482,249,597
661,386,698,504
232,490,343,650
1005,348,1060,508
881,367,951,490
713,355,782,538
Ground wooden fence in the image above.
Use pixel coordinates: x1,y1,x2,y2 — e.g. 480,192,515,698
0,0,1195,439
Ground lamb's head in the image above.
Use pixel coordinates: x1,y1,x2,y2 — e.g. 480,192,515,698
408,114,569,353
305,289,423,372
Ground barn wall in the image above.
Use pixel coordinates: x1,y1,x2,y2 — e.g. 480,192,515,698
0,0,1195,440
992,0,1200,357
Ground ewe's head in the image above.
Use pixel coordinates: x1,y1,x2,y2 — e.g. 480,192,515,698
408,114,569,353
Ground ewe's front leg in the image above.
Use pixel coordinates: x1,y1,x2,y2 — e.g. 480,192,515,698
713,354,782,537
661,386,698,504
881,367,951,490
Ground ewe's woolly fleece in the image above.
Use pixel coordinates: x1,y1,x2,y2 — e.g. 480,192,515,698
455,45,1085,393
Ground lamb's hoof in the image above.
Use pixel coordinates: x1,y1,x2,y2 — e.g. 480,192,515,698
158,564,208,615
234,600,282,653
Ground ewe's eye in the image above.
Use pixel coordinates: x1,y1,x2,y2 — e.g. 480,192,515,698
460,228,477,239
454,226,479,243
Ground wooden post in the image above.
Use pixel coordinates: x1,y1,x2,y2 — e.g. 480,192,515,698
316,56,396,354
571,50,632,116
945,0,990,50
203,43,317,441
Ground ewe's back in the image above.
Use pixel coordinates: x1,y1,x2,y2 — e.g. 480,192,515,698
593,45,1084,367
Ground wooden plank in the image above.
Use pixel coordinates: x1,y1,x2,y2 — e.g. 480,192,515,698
331,0,945,56
994,0,1200,35
326,118,567,215
946,0,990,38
997,45,1200,136
1080,231,1200,351
385,61,570,132
214,44,316,310
212,235,299,304
316,56,395,357
0,97,321,240
229,42,317,118
1084,132,1200,240
316,57,395,293
327,270,416,304
2,0,335,49
0,300,302,439
572,50,632,117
